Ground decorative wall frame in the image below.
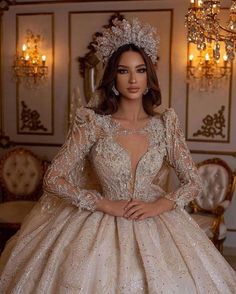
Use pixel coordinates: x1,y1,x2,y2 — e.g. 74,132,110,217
186,9,233,146
16,13,54,135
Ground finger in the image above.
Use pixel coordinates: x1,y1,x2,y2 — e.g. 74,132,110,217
128,209,145,220
124,205,142,218
137,213,149,221
123,199,133,210
124,201,141,212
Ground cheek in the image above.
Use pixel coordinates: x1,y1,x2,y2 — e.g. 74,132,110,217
116,76,127,89
139,74,148,87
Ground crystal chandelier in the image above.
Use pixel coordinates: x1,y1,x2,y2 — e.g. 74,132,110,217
12,30,48,88
185,0,236,61
185,0,236,91
187,43,231,91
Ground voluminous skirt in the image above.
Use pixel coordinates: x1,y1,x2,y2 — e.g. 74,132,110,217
0,194,236,294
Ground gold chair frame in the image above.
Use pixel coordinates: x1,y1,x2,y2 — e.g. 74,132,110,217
189,158,236,252
0,148,49,253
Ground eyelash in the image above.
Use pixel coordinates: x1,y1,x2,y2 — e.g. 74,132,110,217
117,68,147,74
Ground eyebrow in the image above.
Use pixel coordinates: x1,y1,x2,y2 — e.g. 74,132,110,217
117,64,146,68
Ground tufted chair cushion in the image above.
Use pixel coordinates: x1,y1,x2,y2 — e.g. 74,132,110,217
196,164,229,211
2,152,42,197
0,149,44,202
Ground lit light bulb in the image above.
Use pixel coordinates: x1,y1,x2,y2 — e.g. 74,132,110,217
25,54,30,61
198,0,203,7
223,54,228,61
190,0,195,7
189,54,194,61
22,44,27,52
205,53,210,61
42,55,46,66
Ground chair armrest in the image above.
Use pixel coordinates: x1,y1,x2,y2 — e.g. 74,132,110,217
212,200,230,216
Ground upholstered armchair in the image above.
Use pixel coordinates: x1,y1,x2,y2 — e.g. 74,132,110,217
189,158,236,253
0,148,48,253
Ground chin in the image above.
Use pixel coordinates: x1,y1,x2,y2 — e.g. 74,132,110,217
121,92,143,101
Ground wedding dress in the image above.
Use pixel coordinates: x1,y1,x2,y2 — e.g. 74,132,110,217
0,107,235,294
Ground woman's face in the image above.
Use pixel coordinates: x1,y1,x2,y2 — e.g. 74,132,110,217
116,50,147,101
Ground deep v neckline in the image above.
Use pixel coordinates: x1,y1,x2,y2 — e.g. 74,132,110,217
112,139,151,174
108,115,154,192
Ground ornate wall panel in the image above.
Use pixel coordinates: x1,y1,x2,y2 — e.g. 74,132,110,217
186,9,236,156
69,9,173,114
16,13,54,135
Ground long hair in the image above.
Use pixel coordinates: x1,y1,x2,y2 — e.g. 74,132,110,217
93,44,161,116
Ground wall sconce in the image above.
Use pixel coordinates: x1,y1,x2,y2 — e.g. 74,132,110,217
187,44,232,91
12,30,48,88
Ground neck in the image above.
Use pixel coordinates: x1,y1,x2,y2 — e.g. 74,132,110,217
114,97,148,122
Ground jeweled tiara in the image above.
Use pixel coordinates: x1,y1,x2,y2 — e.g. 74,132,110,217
94,18,160,64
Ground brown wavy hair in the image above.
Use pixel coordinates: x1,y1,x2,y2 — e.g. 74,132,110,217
92,44,161,116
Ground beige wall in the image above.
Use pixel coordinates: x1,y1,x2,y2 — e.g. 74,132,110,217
0,0,236,247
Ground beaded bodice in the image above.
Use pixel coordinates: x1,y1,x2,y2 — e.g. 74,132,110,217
91,115,166,202
43,107,202,212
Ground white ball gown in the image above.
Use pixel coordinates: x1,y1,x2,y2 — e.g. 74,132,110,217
0,107,235,293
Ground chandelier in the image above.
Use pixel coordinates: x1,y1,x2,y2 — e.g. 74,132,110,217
185,0,236,61
187,43,231,91
185,0,236,91
12,30,48,88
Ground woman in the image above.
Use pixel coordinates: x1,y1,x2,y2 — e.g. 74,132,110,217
0,18,236,293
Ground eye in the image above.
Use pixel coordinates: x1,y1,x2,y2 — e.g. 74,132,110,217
117,68,128,74
137,67,147,73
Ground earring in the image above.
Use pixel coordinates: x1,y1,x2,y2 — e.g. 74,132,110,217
143,88,149,95
112,85,119,96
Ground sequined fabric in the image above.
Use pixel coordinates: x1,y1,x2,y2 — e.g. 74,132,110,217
0,107,236,293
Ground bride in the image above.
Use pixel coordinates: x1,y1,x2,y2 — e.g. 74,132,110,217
0,18,236,293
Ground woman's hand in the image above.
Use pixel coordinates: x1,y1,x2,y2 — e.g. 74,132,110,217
96,198,130,217
123,197,175,221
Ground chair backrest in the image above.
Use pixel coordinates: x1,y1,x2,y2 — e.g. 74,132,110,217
195,158,236,211
0,148,46,202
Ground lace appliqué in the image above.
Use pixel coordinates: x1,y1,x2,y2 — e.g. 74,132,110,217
43,107,102,212
162,108,203,208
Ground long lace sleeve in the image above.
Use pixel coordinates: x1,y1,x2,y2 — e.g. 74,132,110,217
163,108,202,208
43,107,102,211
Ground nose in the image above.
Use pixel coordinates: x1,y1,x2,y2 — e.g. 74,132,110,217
129,72,137,84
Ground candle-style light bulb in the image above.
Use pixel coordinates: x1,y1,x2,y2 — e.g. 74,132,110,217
25,54,30,61
190,0,195,7
198,0,203,7
223,54,228,62
42,55,46,66
189,54,194,61
205,53,210,61
22,44,27,52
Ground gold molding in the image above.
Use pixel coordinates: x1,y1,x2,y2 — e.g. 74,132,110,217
0,11,3,136
193,105,227,140
15,13,54,137
186,7,233,145
186,61,232,144
68,9,173,126
190,149,236,157
19,101,48,133
12,0,154,5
